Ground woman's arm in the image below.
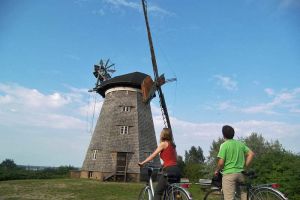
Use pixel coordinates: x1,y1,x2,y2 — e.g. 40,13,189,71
138,142,167,166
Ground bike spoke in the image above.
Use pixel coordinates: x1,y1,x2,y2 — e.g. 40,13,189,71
204,188,223,200
250,188,286,200
138,187,152,200
166,187,191,200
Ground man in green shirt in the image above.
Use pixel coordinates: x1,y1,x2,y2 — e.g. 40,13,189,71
215,125,255,200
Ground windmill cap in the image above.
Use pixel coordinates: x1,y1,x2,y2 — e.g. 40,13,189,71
95,71,150,97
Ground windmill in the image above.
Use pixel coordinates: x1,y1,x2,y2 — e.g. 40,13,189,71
141,0,176,143
78,0,176,182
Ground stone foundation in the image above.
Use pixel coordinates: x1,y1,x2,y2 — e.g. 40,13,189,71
70,170,141,182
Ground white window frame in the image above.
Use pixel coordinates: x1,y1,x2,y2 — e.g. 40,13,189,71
121,106,131,112
120,126,129,135
92,149,98,160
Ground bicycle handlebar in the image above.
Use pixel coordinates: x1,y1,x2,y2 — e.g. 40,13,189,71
139,164,162,170
138,164,162,177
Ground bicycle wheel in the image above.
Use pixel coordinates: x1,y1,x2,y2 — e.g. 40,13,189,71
166,185,192,200
249,187,287,200
138,186,152,200
204,188,224,200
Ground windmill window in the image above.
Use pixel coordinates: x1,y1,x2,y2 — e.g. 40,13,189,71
121,106,131,112
92,149,98,160
120,126,129,135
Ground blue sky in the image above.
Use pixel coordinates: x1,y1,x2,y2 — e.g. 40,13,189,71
0,0,299,167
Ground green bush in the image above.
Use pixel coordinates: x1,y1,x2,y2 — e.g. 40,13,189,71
183,163,206,182
0,159,76,181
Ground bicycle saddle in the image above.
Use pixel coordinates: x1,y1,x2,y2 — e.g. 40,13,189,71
242,170,257,179
163,172,179,183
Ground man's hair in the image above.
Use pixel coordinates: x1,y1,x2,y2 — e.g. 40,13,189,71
222,125,235,139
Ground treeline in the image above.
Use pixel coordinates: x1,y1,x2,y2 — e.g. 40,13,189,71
177,133,300,200
0,159,77,181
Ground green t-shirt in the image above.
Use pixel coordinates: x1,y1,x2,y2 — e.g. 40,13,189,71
217,139,250,174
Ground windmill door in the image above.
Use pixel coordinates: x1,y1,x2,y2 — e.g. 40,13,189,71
115,152,128,181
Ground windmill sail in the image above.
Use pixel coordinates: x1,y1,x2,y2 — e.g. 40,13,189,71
141,0,174,142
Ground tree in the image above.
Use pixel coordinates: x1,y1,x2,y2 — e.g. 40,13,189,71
177,155,185,176
242,133,285,158
242,133,267,156
0,159,17,170
251,150,300,199
184,146,205,164
204,133,299,199
183,163,205,182
265,139,284,153
183,146,206,181
206,137,224,165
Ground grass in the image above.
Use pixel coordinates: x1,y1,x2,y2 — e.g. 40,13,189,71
0,178,206,200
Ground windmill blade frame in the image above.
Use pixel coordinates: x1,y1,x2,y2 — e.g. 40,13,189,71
107,69,116,73
141,0,173,142
106,63,115,69
99,59,104,66
105,59,110,68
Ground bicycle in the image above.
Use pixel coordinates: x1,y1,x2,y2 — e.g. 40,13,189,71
204,171,288,200
138,166,193,200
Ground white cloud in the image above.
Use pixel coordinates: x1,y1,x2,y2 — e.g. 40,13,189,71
1,83,299,166
265,88,274,96
146,4,173,16
217,101,236,111
78,96,103,117
0,83,72,110
151,104,300,157
279,0,300,8
213,75,238,91
242,88,300,114
104,0,140,10
103,0,173,16
245,0,300,10
0,83,94,130
241,103,277,114
0,83,103,166
0,94,12,104
211,87,300,115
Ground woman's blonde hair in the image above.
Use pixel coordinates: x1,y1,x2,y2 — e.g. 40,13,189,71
160,128,176,147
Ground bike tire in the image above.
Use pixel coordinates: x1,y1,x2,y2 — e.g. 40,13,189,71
138,186,152,200
204,188,224,200
249,187,288,200
166,185,192,200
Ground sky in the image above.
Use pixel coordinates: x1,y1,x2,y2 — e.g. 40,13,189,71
0,0,299,167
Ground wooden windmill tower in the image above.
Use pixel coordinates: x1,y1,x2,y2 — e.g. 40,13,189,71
80,0,175,182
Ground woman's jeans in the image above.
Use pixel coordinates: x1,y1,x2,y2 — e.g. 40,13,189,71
154,165,181,200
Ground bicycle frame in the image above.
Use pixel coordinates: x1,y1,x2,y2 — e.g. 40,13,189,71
204,171,288,200
148,169,155,198
249,185,288,200
139,167,192,200
144,167,158,200
164,183,193,200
